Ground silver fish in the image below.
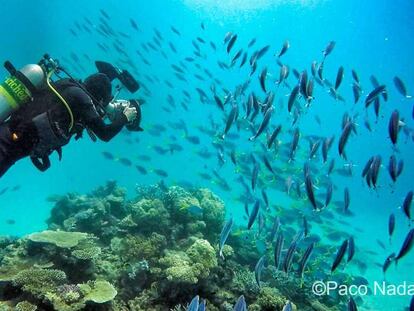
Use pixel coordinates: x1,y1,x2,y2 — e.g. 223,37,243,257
221,104,238,139
331,239,348,272
274,232,284,270
219,217,233,258
247,199,260,230
233,295,247,311
187,295,199,311
255,255,266,288
278,40,290,57
298,242,314,278
249,106,273,141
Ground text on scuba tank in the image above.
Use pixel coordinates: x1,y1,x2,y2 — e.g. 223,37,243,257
3,77,30,102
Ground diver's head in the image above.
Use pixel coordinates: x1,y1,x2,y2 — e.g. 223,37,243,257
84,73,112,106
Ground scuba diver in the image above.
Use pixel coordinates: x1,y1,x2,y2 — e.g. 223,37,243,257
0,55,143,177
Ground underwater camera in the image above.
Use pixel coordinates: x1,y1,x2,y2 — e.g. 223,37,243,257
95,61,143,131
126,99,143,132
95,61,140,93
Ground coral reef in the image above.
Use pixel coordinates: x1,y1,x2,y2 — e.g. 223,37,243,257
0,182,354,310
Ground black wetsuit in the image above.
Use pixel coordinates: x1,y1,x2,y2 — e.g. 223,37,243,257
0,79,128,177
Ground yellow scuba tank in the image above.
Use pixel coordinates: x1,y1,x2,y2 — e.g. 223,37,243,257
0,62,46,122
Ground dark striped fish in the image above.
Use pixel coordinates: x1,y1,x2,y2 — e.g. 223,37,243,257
256,45,270,60
231,49,243,66
309,140,321,159
365,85,386,107
269,217,280,242
311,61,318,77
402,191,413,222
323,41,336,58
324,182,333,208
278,40,290,57
347,237,355,262
393,76,411,98
255,255,266,288
388,110,400,145
305,174,317,209
348,297,358,311
221,104,238,139
227,34,238,53
249,106,273,141
388,155,402,182
395,229,414,262
289,128,300,161
370,155,382,188
277,65,289,86
251,162,259,191
303,217,309,237
317,61,324,81
335,66,344,90
261,189,269,207
383,253,395,274
219,217,233,258
351,69,360,84
344,187,350,212
274,232,284,270
352,83,361,104
299,71,308,98
298,242,314,278
247,200,260,230
389,213,395,241
262,155,276,176
322,136,334,163
214,95,224,111
306,79,314,103
331,239,348,273
288,85,300,113
338,121,352,159
327,158,335,176
283,240,298,274
362,156,374,178
259,67,268,93
267,125,282,149
244,93,254,119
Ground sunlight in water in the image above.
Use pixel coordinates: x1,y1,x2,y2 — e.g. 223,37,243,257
184,0,324,11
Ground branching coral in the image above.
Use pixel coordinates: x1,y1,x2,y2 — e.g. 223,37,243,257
130,198,171,235
13,268,67,297
159,238,217,284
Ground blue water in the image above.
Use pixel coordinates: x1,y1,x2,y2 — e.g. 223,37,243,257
0,0,413,310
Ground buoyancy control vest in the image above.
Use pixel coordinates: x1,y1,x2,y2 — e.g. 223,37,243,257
9,79,86,170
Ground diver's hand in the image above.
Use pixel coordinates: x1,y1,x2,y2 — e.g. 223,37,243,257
123,106,137,122
114,99,130,109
